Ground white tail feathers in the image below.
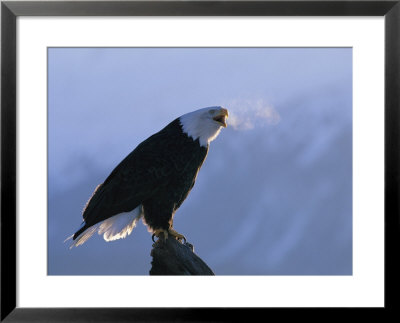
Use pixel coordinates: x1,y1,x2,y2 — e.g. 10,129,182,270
98,209,141,241
67,205,143,248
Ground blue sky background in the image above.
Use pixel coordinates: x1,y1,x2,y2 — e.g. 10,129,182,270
48,47,352,275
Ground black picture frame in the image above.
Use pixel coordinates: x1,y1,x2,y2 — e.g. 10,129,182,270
1,0,399,321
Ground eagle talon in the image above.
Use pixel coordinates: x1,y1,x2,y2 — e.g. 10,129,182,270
168,228,187,244
178,236,187,244
152,229,168,243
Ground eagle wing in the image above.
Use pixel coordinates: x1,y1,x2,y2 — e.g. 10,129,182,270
80,121,196,231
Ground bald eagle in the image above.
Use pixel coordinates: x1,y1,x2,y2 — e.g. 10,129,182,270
69,106,228,248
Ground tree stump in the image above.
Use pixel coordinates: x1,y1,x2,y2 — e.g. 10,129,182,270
150,237,215,275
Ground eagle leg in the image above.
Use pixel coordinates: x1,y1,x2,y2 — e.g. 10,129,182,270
168,228,187,244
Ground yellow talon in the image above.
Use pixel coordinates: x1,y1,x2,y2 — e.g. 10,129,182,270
152,228,186,244
152,229,168,242
168,228,187,243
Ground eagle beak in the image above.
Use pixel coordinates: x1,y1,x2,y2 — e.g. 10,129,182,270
213,108,229,128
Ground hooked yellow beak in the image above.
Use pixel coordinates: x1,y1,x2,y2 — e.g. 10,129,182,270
213,108,229,127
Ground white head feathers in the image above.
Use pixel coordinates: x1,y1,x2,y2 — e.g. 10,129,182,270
179,106,229,147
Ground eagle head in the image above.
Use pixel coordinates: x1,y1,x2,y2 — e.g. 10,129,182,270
179,106,229,147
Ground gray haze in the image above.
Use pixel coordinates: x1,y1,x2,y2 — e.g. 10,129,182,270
48,48,352,275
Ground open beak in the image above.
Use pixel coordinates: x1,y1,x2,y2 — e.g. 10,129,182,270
213,108,229,127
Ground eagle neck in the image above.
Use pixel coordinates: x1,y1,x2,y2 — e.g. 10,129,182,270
178,115,221,147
